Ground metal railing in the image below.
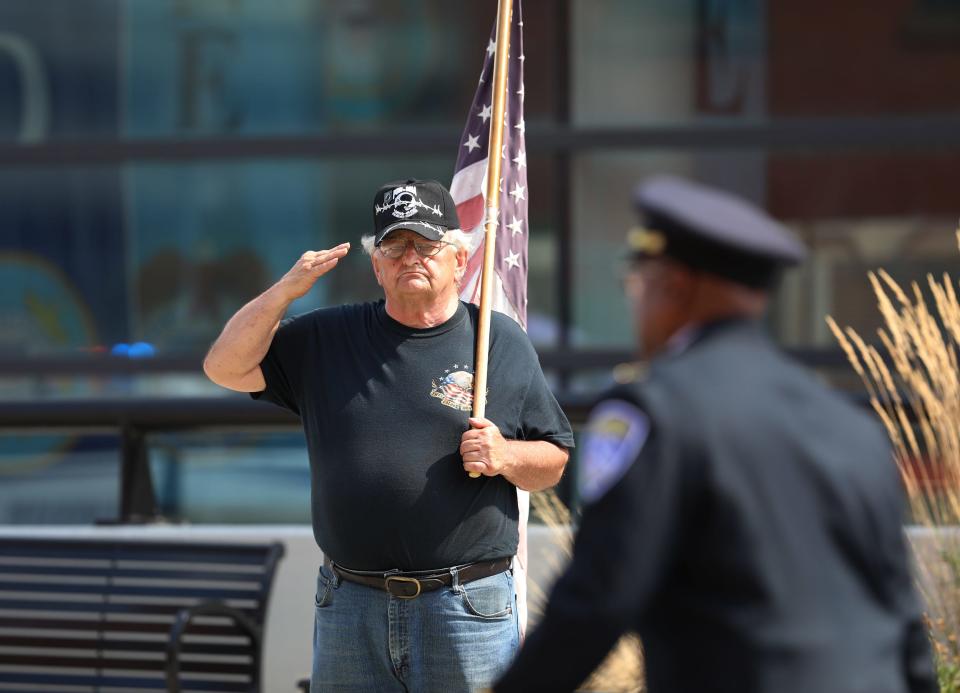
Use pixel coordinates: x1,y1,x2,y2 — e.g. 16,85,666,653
4,116,960,167
0,346,860,523
0,391,594,525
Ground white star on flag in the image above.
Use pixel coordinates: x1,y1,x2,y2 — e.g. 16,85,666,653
486,39,496,56
479,103,492,123
509,183,525,202
464,134,480,152
513,150,526,169
504,250,521,270
508,217,524,236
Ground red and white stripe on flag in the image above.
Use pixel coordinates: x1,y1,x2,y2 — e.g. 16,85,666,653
451,0,528,328
450,0,532,637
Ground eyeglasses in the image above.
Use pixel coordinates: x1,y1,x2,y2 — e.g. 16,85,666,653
378,239,448,259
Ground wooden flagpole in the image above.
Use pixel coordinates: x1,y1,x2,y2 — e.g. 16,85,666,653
469,0,514,478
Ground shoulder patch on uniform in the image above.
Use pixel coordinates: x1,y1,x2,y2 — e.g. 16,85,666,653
578,399,650,505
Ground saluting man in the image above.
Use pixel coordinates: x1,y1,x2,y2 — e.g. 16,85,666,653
493,176,936,693
203,179,574,693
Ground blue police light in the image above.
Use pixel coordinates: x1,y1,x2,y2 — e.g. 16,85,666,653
127,342,156,359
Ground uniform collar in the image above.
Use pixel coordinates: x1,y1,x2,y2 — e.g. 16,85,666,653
662,317,764,357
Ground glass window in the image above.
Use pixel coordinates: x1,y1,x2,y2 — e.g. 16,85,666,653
1,0,558,144
525,154,561,348
771,150,960,350
571,148,960,359
572,0,960,127
572,0,767,126
148,429,309,523
0,158,449,358
125,158,398,353
0,432,120,524
0,166,124,356
0,1,119,143
571,150,770,348
2,152,561,364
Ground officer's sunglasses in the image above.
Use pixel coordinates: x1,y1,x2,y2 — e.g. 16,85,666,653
378,239,448,259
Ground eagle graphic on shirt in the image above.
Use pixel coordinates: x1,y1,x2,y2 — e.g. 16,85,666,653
430,367,475,412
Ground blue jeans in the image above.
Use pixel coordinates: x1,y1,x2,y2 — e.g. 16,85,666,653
311,563,520,692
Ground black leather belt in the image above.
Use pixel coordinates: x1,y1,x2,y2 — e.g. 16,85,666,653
331,557,511,599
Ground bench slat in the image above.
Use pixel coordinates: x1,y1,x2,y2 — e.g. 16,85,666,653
0,580,261,600
0,652,254,675
0,563,265,582
0,615,249,637
0,540,274,565
0,598,259,616
0,670,252,691
0,634,252,656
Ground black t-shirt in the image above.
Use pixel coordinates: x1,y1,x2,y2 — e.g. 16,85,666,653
253,300,574,571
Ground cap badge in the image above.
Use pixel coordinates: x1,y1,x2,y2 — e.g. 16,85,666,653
627,227,666,256
376,185,443,220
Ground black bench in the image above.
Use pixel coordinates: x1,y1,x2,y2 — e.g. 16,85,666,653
0,537,284,692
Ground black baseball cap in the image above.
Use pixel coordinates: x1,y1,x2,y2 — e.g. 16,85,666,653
628,175,807,289
372,179,461,245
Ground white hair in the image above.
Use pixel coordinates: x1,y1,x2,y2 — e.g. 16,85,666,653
360,229,471,256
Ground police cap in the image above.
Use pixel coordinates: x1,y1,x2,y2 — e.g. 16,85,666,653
629,176,807,289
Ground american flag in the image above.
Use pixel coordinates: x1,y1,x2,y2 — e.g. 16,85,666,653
451,0,528,328
450,0,532,636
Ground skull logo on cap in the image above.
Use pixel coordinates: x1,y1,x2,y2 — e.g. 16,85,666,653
388,186,420,219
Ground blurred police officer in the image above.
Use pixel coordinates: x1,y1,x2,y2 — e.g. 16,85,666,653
493,176,936,693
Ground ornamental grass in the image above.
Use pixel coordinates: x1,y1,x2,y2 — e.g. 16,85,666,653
827,230,960,691
530,489,645,692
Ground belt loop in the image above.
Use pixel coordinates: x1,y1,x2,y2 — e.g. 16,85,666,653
449,564,461,589
323,557,342,587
